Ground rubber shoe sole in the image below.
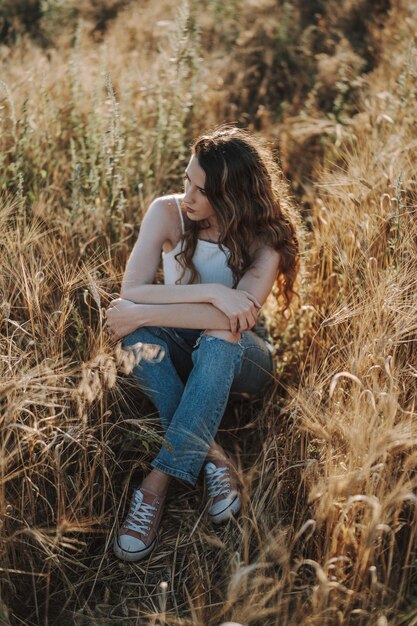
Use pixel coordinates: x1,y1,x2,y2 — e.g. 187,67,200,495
113,534,157,562
209,492,241,524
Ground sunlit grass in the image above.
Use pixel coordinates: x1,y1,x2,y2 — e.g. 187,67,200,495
0,1,416,625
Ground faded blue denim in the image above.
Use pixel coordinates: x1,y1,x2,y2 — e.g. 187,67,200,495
122,327,274,486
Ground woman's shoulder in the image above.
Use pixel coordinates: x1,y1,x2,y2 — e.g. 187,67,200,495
146,194,184,249
146,194,184,227
247,236,281,265
148,193,183,215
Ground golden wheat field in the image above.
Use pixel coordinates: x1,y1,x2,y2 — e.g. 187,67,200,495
1,0,417,624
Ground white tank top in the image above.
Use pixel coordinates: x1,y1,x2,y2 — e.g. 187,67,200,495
162,195,234,287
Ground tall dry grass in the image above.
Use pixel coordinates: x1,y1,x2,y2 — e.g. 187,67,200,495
0,0,416,624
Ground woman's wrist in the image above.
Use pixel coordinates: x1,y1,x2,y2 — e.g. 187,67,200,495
209,283,227,307
134,303,149,327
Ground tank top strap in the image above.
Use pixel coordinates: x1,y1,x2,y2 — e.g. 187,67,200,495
174,195,185,235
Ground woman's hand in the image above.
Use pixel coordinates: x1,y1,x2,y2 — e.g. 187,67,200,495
211,284,261,334
106,298,142,341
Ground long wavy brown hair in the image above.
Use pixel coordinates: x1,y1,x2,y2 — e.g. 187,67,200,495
175,125,301,313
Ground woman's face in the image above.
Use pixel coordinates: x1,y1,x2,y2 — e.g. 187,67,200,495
183,155,218,226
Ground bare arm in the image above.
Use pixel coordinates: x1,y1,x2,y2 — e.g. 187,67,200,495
139,303,229,328
123,282,220,306
106,300,231,340
236,245,281,306
107,245,281,340
120,198,216,305
159,244,282,330
108,196,260,334
120,196,174,298
119,198,259,315
107,197,281,339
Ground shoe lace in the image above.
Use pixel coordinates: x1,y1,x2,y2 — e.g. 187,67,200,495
205,466,231,498
123,490,156,535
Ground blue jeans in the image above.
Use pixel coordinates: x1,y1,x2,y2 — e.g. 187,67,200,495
122,327,275,486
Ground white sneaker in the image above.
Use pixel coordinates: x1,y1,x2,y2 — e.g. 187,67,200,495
113,486,165,562
204,451,241,524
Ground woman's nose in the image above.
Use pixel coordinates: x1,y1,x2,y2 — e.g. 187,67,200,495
183,189,194,204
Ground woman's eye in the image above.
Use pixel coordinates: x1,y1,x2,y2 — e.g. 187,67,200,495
183,175,205,195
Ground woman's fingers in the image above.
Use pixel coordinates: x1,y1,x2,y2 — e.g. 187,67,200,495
247,311,257,330
230,314,238,334
237,313,246,332
231,301,260,332
221,290,262,333
107,300,116,311
238,311,253,332
245,298,261,320
244,291,262,309
250,302,259,319
107,297,123,312
246,304,259,329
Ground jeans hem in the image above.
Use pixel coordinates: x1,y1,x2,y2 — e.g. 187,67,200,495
150,459,198,486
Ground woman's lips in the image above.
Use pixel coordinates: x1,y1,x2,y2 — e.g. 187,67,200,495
185,205,196,213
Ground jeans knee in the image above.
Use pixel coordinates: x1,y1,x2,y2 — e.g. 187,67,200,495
203,329,241,343
123,326,162,346
122,326,168,362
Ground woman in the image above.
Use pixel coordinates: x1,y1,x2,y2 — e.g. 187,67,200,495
106,126,300,562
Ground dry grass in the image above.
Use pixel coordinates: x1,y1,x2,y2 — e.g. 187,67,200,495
0,0,416,625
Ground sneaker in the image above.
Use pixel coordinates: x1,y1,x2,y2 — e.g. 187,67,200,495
113,486,166,562
204,451,241,524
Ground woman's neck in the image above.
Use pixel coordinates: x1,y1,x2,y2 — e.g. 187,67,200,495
198,218,221,242
198,228,221,243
